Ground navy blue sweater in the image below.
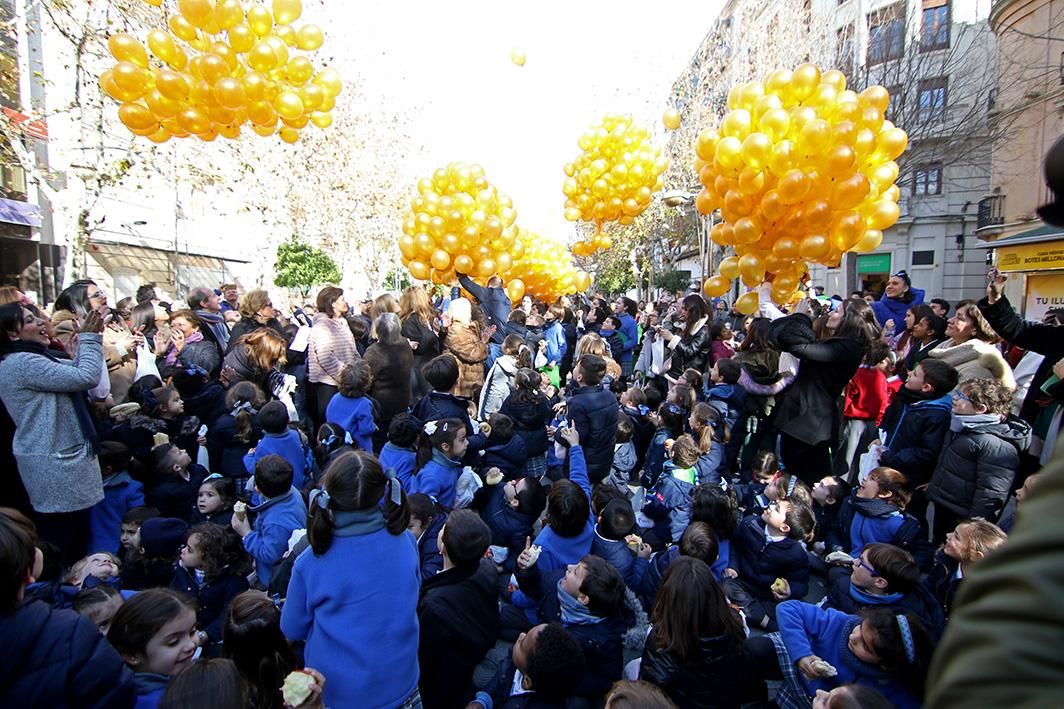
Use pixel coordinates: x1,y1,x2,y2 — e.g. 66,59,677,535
729,515,809,601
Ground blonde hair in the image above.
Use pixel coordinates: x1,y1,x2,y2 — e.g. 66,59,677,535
671,434,701,468
957,518,1008,563
399,286,434,326
371,293,399,322
0,286,22,306
577,333,609,359
238,289,271,320
237,329,288,370
64,552,121,585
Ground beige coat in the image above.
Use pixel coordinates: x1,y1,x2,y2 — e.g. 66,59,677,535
444,322,488,400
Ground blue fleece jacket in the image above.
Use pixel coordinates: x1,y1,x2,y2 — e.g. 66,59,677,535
641,463,696,543
281,517,420,709
617,313,638,362
871,288,926,329
776,600,920,709
379,442,417,491
544,321,567,365
242,487,306,588
243,429,308,489
532,445,594,573
325,393,377,453
88,472,145,555
410,449,464,509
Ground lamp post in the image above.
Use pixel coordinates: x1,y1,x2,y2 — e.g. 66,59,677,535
661,188,715,284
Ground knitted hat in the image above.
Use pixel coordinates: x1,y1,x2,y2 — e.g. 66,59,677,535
139,517,189,557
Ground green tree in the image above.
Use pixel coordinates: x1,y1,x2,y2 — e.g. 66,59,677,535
274,237,342,299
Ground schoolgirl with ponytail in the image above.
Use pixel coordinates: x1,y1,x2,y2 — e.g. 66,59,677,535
409,418,468,509
690,402,729,487
206,381,265,480
280,450,420,709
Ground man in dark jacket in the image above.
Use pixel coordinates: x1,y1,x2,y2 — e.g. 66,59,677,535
559,355,618,484
0,508,137,708
418,511,499,709
978,283,1064,427
458,273,512,367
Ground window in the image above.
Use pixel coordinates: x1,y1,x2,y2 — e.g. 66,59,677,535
921,0,950,51
837,24,855,77
912,250,935,265
0,0,18,110
868,3,905,66
912,164,943,196
918,77,948,123
884,84,903,122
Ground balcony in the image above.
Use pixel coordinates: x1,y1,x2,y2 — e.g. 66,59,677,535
976,194,1005,234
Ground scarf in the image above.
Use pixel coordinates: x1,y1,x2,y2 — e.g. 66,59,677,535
195,309,230,349
849,582,905,606
333,507,387,538
165,330,204,366
0,341,99,453
557,579,605,625
951,412,1003,433
852,496,902,519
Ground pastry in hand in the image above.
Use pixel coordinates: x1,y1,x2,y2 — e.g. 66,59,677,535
625,534,643,553
233,501,247,522
771,577,788,595
811,659,838,677
281,670,317,707
525,544,542,566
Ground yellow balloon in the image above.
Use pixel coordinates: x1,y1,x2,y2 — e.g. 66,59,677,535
507,279,526,302
703,275,731,298
798,234,830,261
510,48,526,66
111,62,151,98
168,15,199,42
310,111,332,129
313,68,343,97
246,4,274,36
108,34,149,69
215,0,244,29
212,77,245,109
228,24,256,52
409,261,431,281
739,253,766,283
177,106,211,135
719,256,741,280
734,291,760,315
296,24,324,50
272,0,302,25
877,127,908,160
662,108,681,130
247,41,279,72
852,229,884,253
118,103,157,131
178,0,214,29
866,200,901,230
285,56,314,85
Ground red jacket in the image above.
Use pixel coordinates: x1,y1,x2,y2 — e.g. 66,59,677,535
844,366,890,425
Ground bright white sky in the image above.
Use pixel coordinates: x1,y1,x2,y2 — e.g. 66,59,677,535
311,0,724,238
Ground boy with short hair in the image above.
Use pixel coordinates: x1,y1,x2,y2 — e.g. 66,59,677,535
473,623,586,709
515,551,627,702
722,499,813,630
243,400,308,489
878,359,958,488
118,506,159,566
902,309,948,377
231,454,307,589
590,497,651,591
146,443,206,522
561,355,619,484
411,354,487,451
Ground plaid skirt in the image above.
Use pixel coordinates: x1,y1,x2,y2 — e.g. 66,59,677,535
525,453,547,478
399,689,423,709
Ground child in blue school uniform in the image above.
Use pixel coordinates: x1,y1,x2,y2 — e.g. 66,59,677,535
280,450,421,709
88,441,145,555
243,401,308,491
379,413,420,491
231,455,307,590
324,361,377,453
410,418,468,509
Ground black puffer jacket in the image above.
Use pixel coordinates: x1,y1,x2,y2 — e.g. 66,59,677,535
639,630,747,709
667,318,712,377
499,393,553,457
0,601,136,708
927,415,1031,521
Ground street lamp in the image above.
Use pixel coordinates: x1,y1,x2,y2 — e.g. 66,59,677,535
660,187,715,284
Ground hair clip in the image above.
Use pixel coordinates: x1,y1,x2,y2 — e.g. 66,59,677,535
896,615,916,663
343,431,353,445
231,401,254,417
665,403,683,415
322,434,338,449
384,467,403,505
423,420,438,436
203,473,224,482
309,488,331,511
786,475,798,497
184,364,207,378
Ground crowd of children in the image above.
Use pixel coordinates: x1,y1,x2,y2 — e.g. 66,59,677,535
0,271,1059,709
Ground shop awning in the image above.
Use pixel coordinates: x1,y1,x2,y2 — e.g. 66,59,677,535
0,198,41,228
977,224,1064,249
979,224,1064,272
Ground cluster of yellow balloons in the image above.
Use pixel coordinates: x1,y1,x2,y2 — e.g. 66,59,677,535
511,228,592,302
563,113,669,248
696,64,908,312
399,163,520,286
100,0,342,144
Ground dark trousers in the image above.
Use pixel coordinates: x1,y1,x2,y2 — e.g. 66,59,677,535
310,383,339,432
778,432,833,486
721,577,779,631
34,507,91,566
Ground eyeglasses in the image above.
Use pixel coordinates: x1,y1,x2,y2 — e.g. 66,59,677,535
854,557,879,577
